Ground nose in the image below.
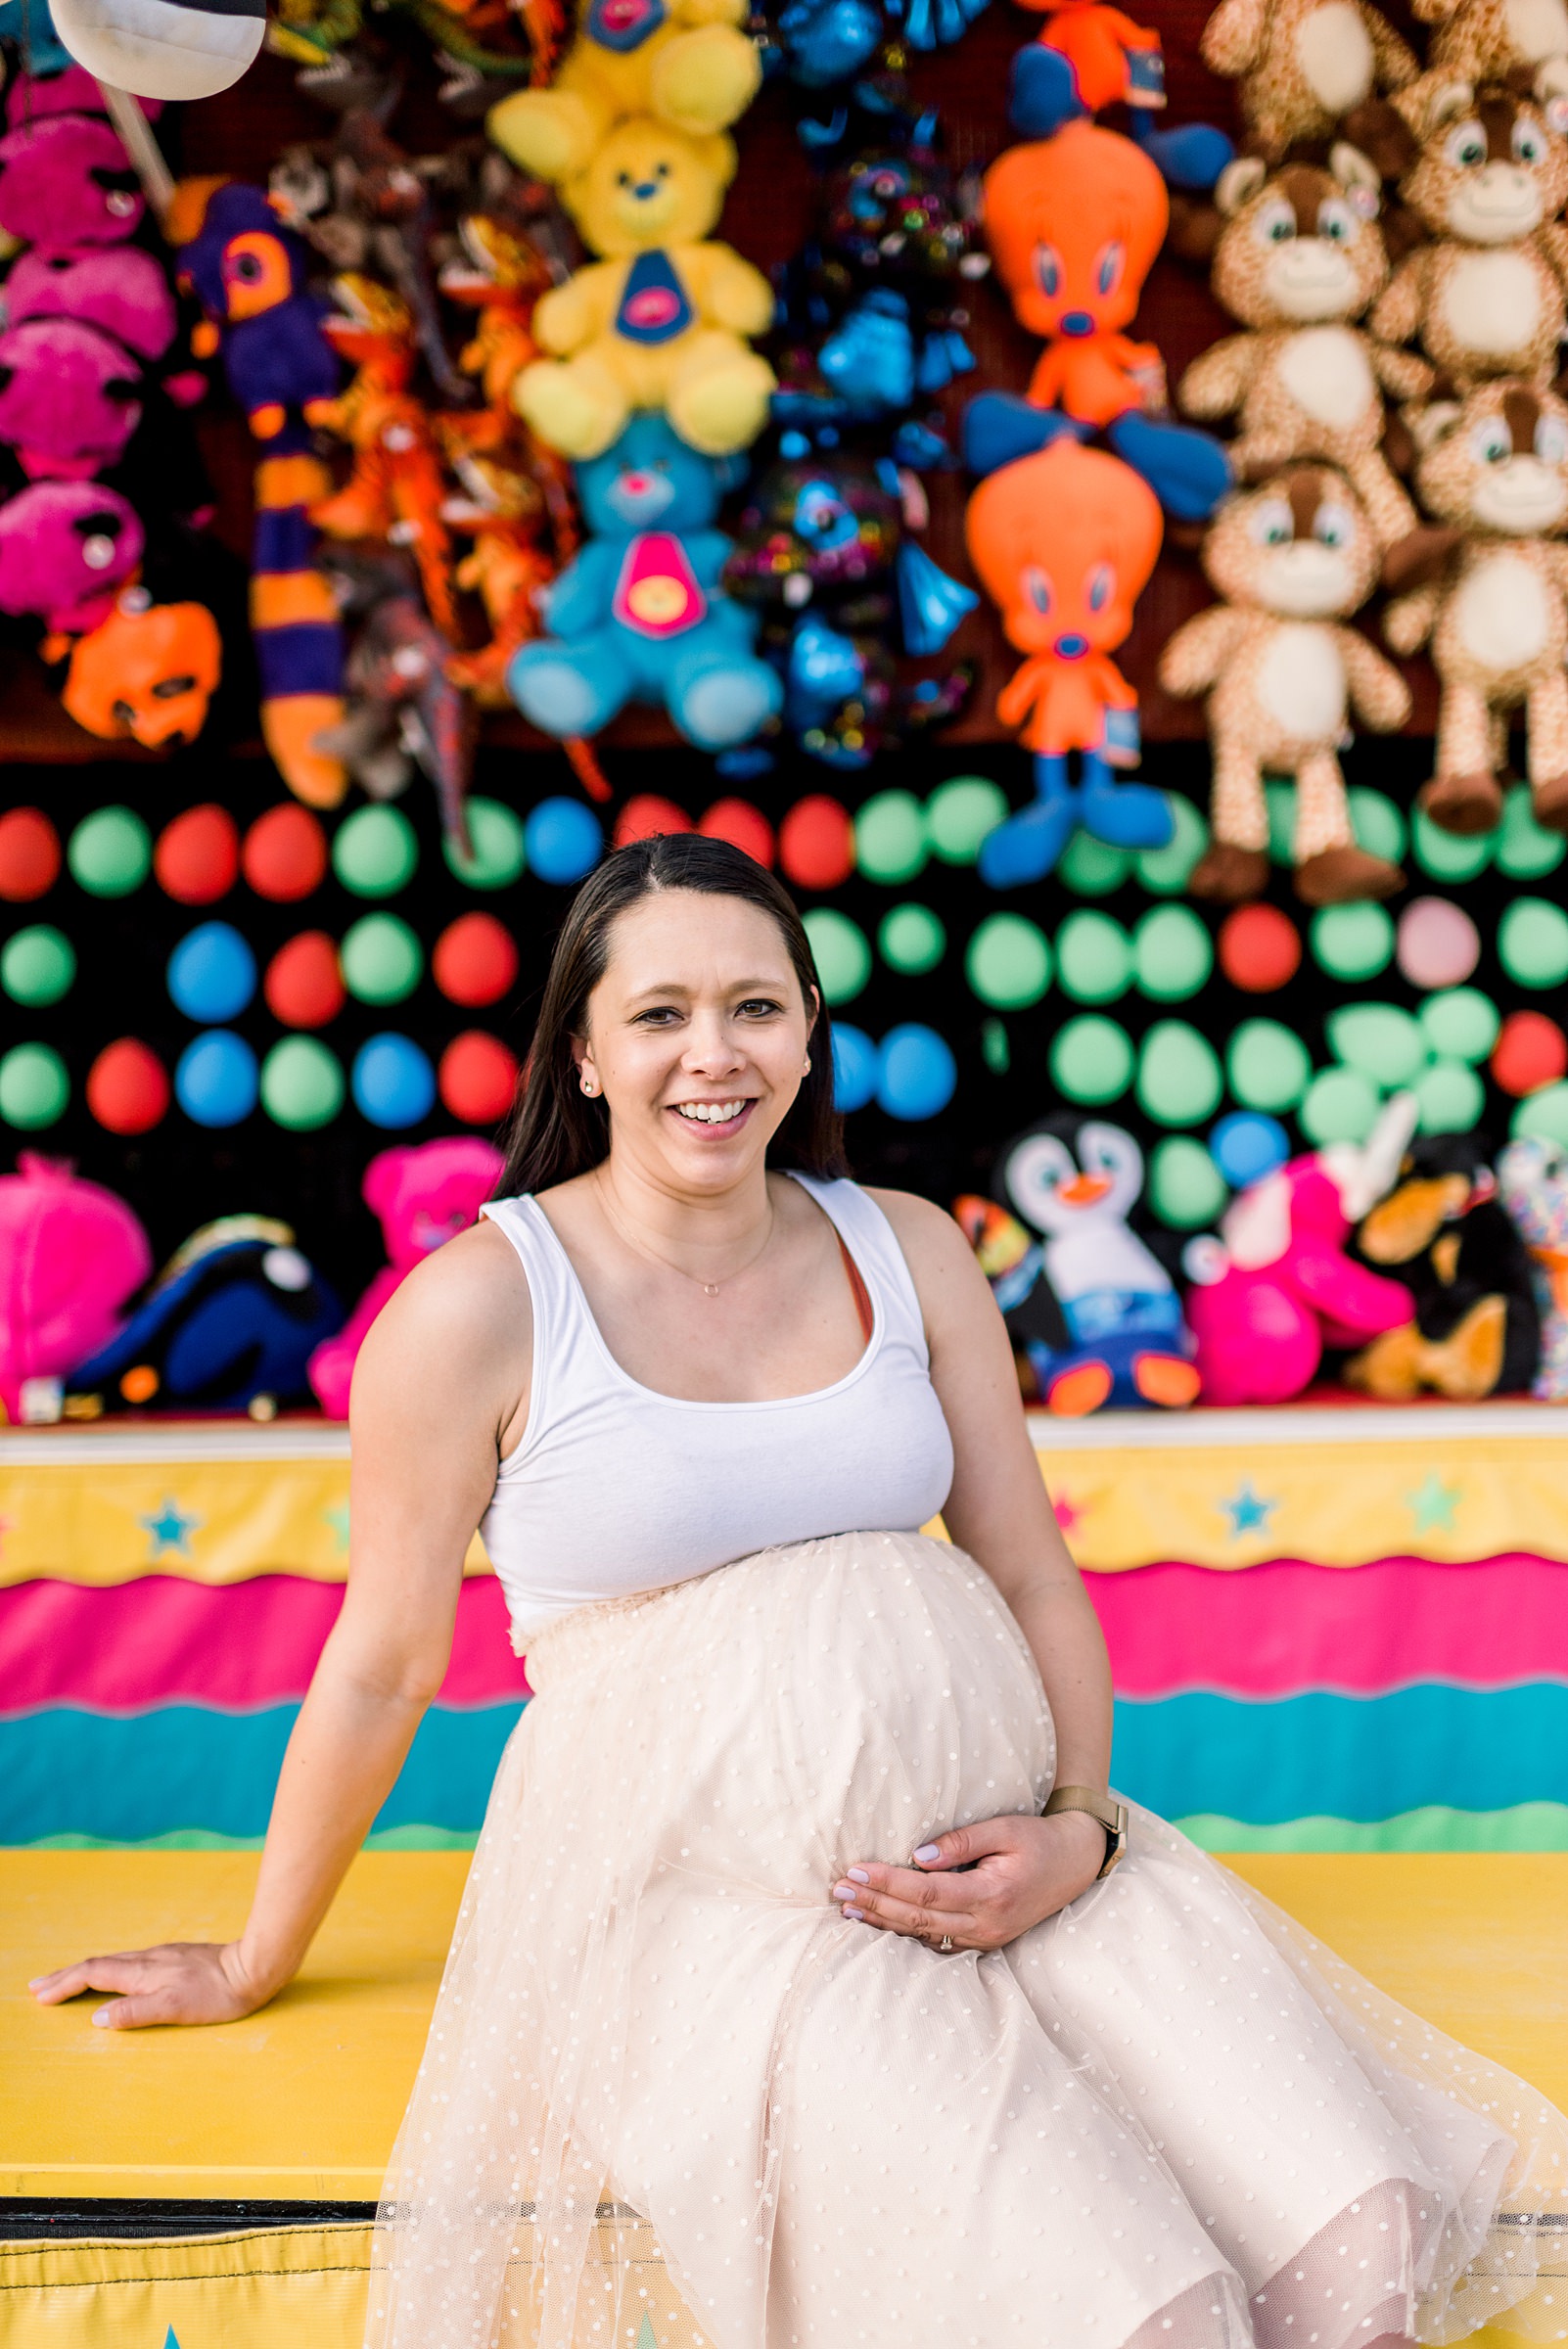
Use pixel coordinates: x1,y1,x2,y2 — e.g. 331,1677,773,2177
621,472,652,494
1059,309,1095,338
632,178,660,200
1054,631,1089,659
1059,1174,1111,1206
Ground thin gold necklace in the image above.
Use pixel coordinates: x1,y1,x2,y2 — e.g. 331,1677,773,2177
592,1170,776,1297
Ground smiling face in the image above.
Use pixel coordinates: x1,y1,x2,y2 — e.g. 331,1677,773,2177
564,120,735,255
1406,83,1568,244
1413,382,1568,533
1212,152,1386,326
1202,467,1379,617
576,890,818,1195
1003,1119,1144,1234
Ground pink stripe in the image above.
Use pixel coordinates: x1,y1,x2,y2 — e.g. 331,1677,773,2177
0,1575,531,1715
1088,1554,1568,1698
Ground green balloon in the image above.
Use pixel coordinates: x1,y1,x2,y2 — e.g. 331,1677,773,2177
1,924,74,1006
1058,830,1130,896
966,913,1051,1009
1050,1015,1132,1103
1499,897,1568,988
68,806,150,898
1300,1065,1379,1146
1419,987,1499,1066
260,1036,345,1130
1327,1001,1425,1086
1265,781,1295,866
854,790,927,884
925,777,1008,865
982,1017,1010,1074
1134,794,1208,896
1348,788,1407,866
1311,900,1395,980
878,902,945,975
1055,910,1131,1003
341,913,424,1005
1133,903,1212,1001
1412,806,1494,880
1497,783,1566,879
1415,1057,1484,1134
1148,1135,1227,1230
443,797,523,891
804,907,871,1004
1136,1019,1222,1127
336,805,419,898
0,1041,68,1128
1512,1082,1568,1147
1227,1019,1311,1112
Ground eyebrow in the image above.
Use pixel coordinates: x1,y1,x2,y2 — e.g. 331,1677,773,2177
622,976,789,1006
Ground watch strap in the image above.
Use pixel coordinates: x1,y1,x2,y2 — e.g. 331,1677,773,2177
1041,1784,1129,1878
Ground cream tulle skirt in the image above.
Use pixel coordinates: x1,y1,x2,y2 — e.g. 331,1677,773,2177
365,1532,1568,2349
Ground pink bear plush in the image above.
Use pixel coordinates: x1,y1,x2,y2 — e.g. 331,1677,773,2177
307,1137,504,1419
0,1153,152,1420
1186,1099,1416,1405
0,480,145,631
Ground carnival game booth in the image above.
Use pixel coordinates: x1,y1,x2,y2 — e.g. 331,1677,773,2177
5,0,1568,2330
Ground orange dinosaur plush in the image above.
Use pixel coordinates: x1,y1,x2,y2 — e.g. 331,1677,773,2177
60,590,222,751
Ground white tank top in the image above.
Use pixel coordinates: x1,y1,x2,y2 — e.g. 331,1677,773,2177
477,1174,955,1641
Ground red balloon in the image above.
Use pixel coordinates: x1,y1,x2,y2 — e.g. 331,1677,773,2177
86,1037,169,1134
244,803,328,901
155,804,240,904
0,806,61,902
779,795,853,891
265,932,346,1029
1218,902,1301,992
1492,1010,1568,1098
434,911,519,1009
615,794,692,849
699,798,775,866
439,1031,520,1125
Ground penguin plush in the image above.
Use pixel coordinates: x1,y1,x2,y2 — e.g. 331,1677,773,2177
955,1115,1198,1413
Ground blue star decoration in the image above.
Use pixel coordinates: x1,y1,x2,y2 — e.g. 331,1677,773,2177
1407,1471,1461,1534
139,1497,202,1561
1219,1480,1278,1539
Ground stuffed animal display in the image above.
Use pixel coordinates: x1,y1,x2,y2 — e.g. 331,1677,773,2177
307,1136,502,1417
486,0,761,182
1198,0,1417,161
1160,468,1411,904
0,1153,152,1422
1498,1135,1568,1398
1382,381,1568,834
1007,0,1235,189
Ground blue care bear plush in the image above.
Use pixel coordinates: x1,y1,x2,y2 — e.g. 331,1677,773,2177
506,414,782,750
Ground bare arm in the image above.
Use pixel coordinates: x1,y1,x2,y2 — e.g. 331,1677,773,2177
828,1193,1112,1952
29,1225,530,2029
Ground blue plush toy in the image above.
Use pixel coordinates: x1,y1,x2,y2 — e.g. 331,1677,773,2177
506,416,783,752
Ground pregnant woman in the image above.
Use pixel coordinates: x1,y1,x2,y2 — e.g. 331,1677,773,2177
32,835,1568,2349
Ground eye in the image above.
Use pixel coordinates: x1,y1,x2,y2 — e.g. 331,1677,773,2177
1023,564,1053,614
1314,500,1354,548
1248,495,1293,546
1085,562,1115,611
1445,119,1487,167
1032,243,1061,298
1253,197,1295,246
1094,239,1124,296
655,161,669,178
1471,419,1511,464
1538,414,1568,462
1315,197,1356,242
1514,119,1545,163
152,675,198,699
738,996,785,1017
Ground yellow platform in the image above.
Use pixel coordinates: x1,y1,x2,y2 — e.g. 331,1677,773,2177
3,1848,1566,2202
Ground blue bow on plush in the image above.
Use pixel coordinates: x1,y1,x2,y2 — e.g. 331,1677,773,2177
896,541,976,656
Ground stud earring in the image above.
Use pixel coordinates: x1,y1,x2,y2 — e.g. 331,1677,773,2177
803,1056,812,1075
580,1076,598,1097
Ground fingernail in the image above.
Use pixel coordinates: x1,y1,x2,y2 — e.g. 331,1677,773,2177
843,1907,866,1921
847,1866,869,1884
91,2008,110,2028
913,1843,942,1865
832,1881,854,1900
26,1977,43,1990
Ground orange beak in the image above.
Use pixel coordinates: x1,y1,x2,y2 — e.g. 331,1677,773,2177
1058,1174,1112,1206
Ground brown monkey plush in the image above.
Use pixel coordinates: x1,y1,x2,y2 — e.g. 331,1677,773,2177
1401,0,1568,124
1199,0,1417,162
1177,146,1431,549
1368,82,1568,389
1382,380,1568,833
1159,468,1410,904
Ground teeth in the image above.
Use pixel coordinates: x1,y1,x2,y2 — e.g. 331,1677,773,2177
676,1100,746,1124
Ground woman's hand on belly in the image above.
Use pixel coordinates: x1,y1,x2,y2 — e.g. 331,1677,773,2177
830,1809,1106,1952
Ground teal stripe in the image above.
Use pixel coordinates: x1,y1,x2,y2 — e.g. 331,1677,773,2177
1178,1803,1568,1855
22,1824,483,1852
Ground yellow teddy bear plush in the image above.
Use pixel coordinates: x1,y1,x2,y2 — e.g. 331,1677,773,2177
512,115,775,458
487,0,761,185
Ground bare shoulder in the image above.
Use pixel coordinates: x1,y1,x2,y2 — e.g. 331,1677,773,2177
860,1185,993,1323
352,1219,531,1429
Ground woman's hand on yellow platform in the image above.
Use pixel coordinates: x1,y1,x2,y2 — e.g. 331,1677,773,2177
27,1940,275,2029
830,1810,1107,1952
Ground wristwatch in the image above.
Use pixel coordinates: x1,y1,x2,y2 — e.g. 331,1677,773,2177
1041,1784,1130,1879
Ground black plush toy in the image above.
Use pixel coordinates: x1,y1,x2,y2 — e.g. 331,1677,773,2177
1344,1133,1541,1398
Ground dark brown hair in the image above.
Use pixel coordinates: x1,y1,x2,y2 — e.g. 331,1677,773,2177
496,833,850,1197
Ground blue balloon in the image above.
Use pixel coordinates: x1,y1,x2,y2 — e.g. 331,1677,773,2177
175,1031,258,1128
352,1034,436,1129
877,1023,957,1121
1210,1110,1290,1190
525,798,603,885
167,922,257,1023
832,1023,878,1113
